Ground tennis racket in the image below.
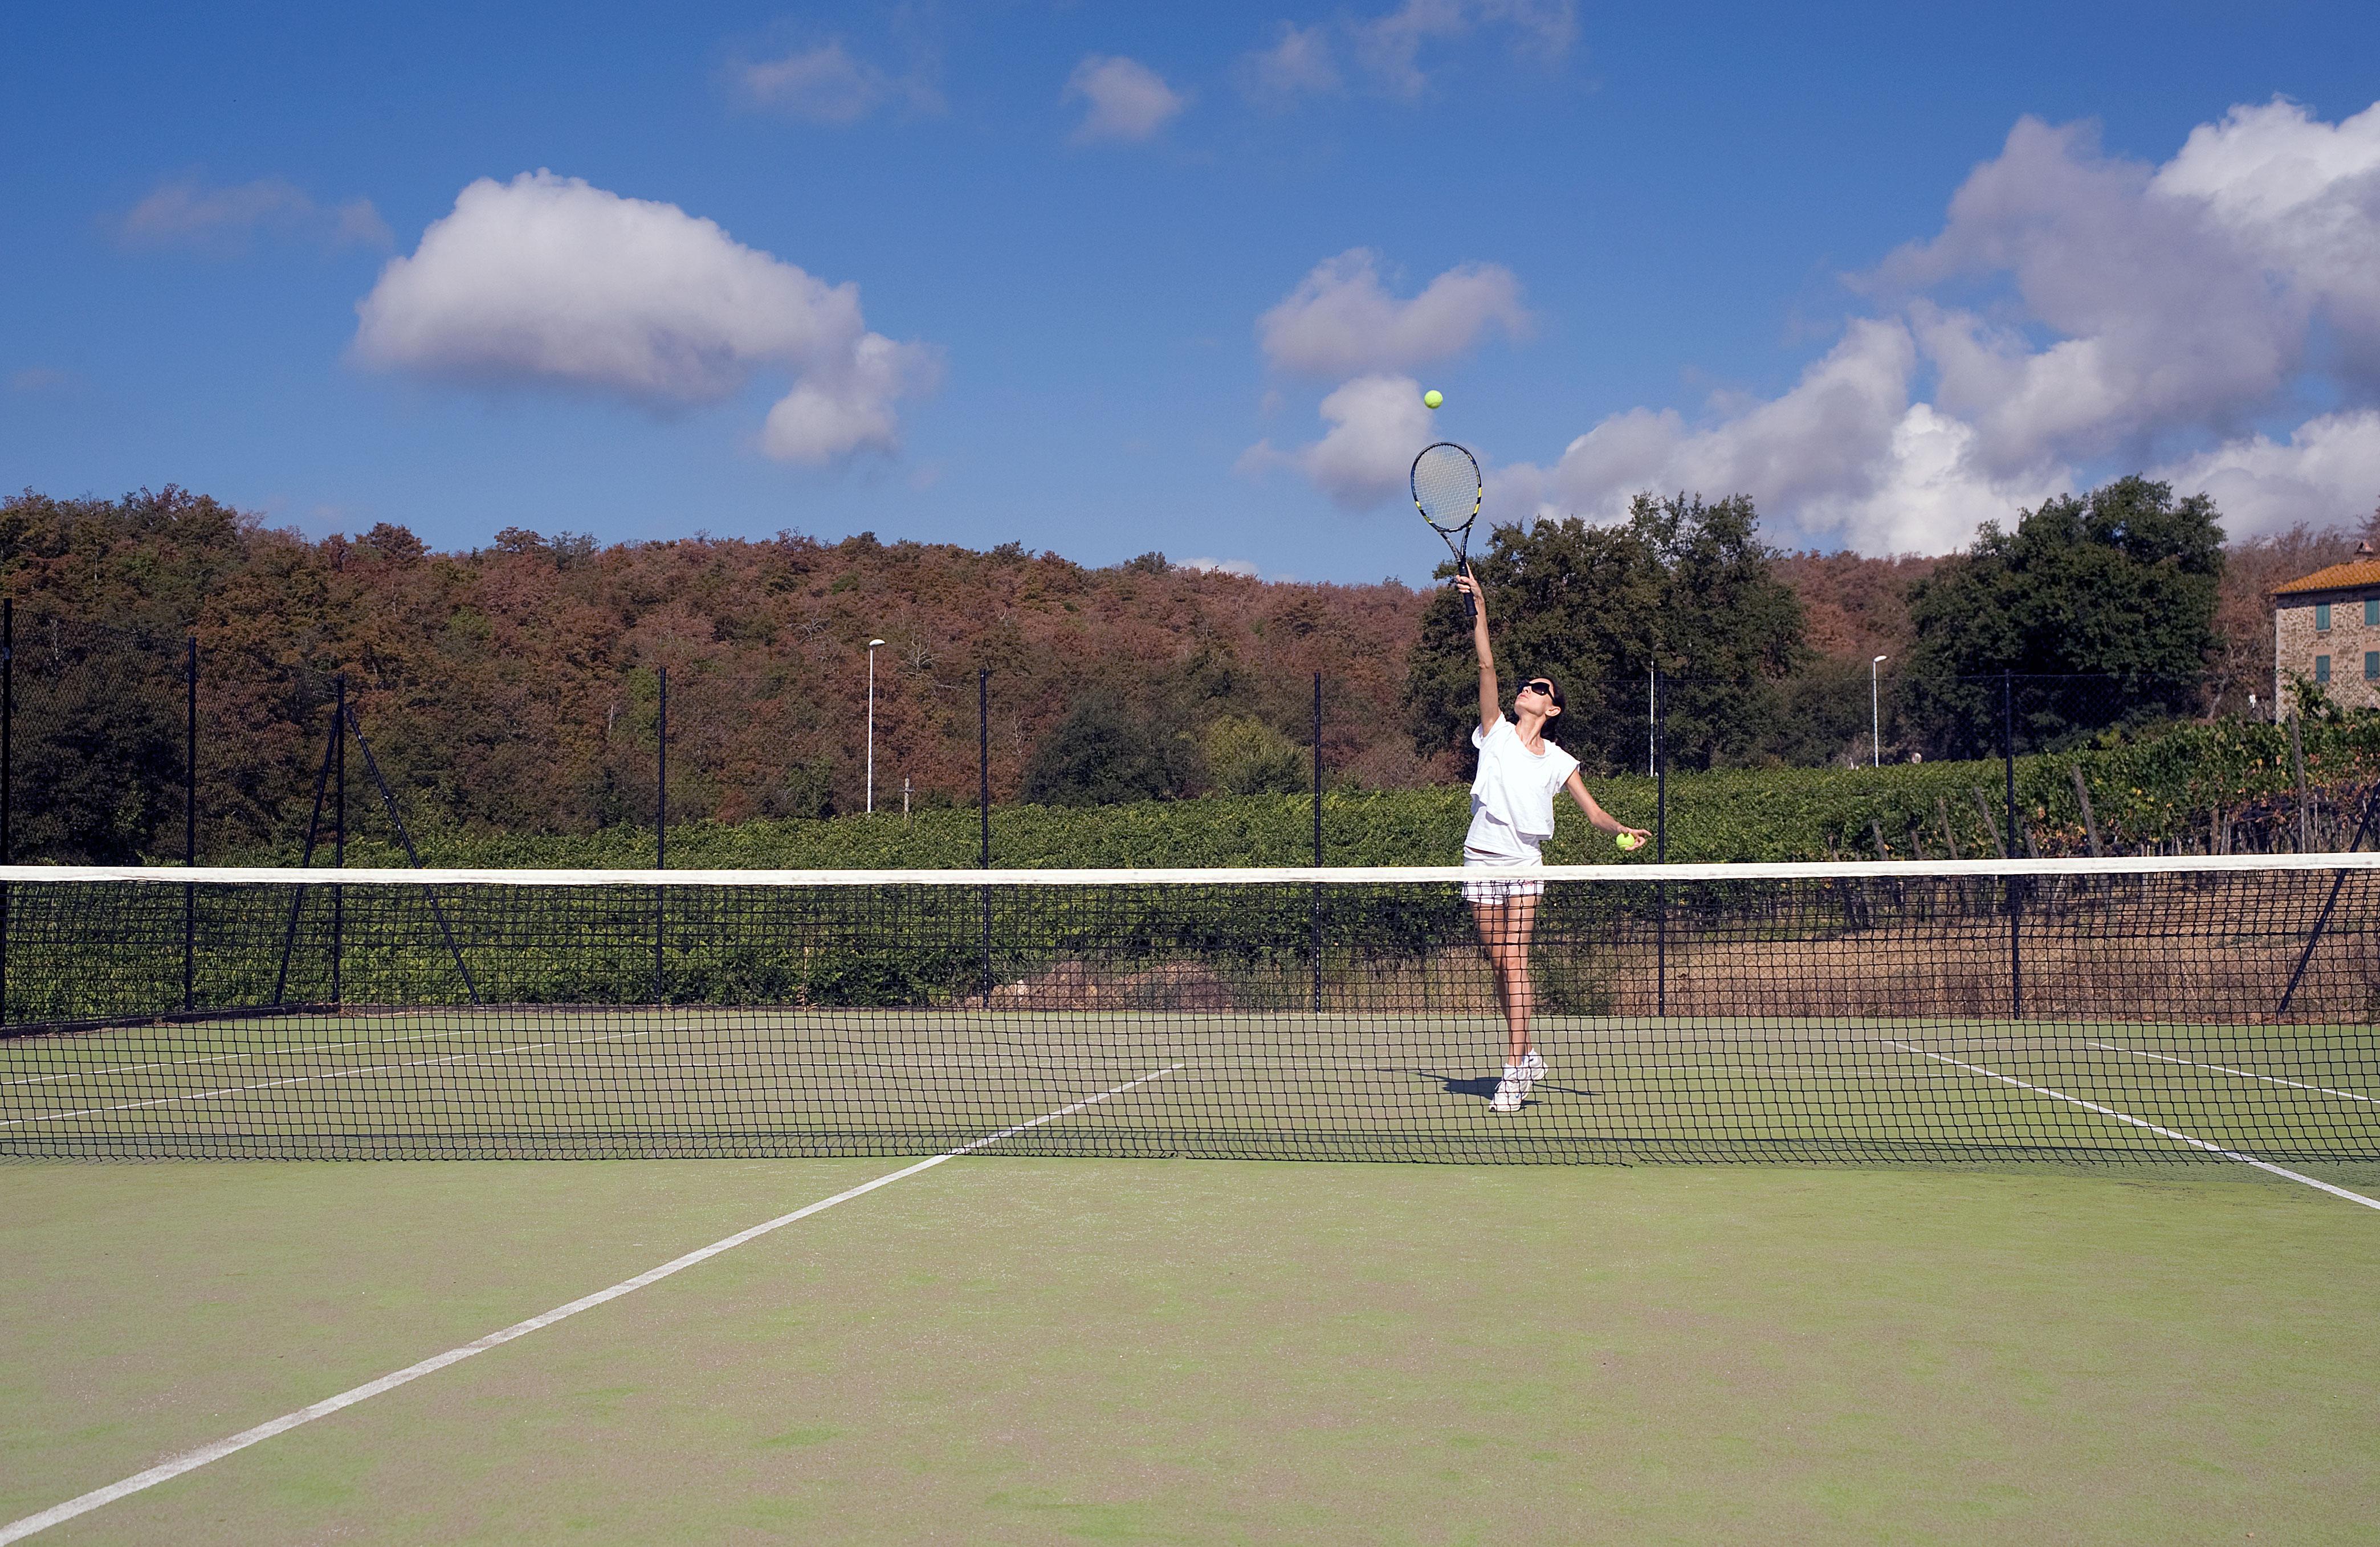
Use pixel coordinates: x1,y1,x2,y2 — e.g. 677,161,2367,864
1411,441,1482,620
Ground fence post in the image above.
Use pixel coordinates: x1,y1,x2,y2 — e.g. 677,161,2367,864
2004,669,2021,1019
1654,666,1667,1018
979,670,992,1003
2290,714,2309,850
184,635,197,1012
654,666,667,1007
332,671,345,1008
1311,671,1323,1013
1,597,10,1028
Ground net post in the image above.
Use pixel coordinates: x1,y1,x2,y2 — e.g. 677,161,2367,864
1311,670,1323,1013
654,665,667,1007
184,634,197,1013
332,671,345,1009
1654,666,1668,1018
2004,668,2021,1018
345,699,480,1005
272,690,341,1006
979,668,991,1003
2276,781,2380,1015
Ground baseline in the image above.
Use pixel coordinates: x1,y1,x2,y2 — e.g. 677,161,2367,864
0,1063,1183,1545
1883,1040,2380,1212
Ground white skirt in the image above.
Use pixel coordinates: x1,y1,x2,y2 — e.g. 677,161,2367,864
1460,847,1544,905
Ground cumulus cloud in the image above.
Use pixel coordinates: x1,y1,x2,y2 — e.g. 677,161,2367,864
353,171,935,464
1259,249,1530,377
1240,374,1435,508
733,39,942,124
120,176,392,254
1491,320,2067,553
2152,411,2380,536
1352,0,1578,96
1065,55,1188,143
1260,96,2380,554
1178,556,1262,577
1239,23,1341,104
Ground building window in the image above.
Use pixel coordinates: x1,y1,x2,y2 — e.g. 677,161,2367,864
2366,598,2377,626
2366,652,2377,680
2317,655,2332,683
2317,603,2332,631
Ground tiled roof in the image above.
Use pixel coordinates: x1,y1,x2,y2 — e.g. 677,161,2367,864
2273,560,2380,597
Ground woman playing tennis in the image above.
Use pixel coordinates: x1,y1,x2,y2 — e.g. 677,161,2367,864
1451,572,1648,1113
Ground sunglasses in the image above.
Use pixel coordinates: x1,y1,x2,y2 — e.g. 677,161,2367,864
1519,679,1556,697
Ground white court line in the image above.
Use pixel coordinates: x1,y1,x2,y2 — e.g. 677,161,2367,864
1,1032,651,1129
0,1063,1183,1545
1883,1040,2380,1213
2084,1042,2377,1105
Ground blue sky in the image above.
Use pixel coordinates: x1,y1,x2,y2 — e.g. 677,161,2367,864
6,1,2379,585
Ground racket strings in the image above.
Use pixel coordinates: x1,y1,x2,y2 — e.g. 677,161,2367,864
1411,444,1481,532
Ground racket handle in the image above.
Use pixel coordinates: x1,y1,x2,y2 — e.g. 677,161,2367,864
1461,590,1477,621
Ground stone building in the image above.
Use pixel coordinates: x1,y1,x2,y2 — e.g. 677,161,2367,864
2272,541,2380,716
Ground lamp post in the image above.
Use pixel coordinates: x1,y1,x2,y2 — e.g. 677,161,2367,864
866,638,886,813
1871,655,1888,768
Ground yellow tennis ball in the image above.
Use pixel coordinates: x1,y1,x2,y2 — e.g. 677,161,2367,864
1423,389,1443,409
1615,831,1643,852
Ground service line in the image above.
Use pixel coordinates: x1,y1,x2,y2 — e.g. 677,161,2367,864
1884,1040,2380,1212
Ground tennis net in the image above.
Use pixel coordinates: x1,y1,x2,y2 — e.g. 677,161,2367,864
3,858,2376,1163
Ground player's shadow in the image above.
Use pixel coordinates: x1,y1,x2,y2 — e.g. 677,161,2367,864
1388,1067,1591,1103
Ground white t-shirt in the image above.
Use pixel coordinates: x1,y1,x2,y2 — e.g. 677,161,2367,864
1464,718,1580,860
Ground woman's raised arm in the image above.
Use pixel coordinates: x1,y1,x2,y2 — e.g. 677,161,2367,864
1452,572,1498,736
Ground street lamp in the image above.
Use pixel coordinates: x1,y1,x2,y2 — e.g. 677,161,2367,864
866,639,886,813
1871,655,1888,768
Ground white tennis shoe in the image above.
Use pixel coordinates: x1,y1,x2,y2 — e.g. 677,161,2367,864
1490,1066,1525,1114
1519,1048,1546,1094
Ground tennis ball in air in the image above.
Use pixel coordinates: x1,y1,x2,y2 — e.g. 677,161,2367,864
1423,389,1444,409
1615,832,1643,852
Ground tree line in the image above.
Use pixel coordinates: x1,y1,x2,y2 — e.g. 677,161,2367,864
0,477,2366,861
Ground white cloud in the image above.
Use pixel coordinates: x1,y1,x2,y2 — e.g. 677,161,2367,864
1352,0,1577,96
2153,410,2380,538
1875,116,2308,477
2155,98,2380,387
1260,249,1529,377
1178,556,1262,577
1064,55,1188,144
120,176,392,254
733,39,941,124
1239,23,1341,104
1249,97,2380,553
1493,320,2062,553
1240,374,1435,508
353,171,935,464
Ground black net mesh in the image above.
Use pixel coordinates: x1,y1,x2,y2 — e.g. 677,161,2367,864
3,862,2375,1162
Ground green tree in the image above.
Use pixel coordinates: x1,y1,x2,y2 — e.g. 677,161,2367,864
1203,713,1307,795
1404,492,1807,772
1022,688,1200,806
1904,476,2224,756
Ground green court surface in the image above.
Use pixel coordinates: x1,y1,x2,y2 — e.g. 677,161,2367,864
5,1155,2378,1543
7,1008,2378,1162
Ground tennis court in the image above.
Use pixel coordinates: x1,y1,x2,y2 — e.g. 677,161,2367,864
6,858,2379,1540
8,1007,2380,1164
